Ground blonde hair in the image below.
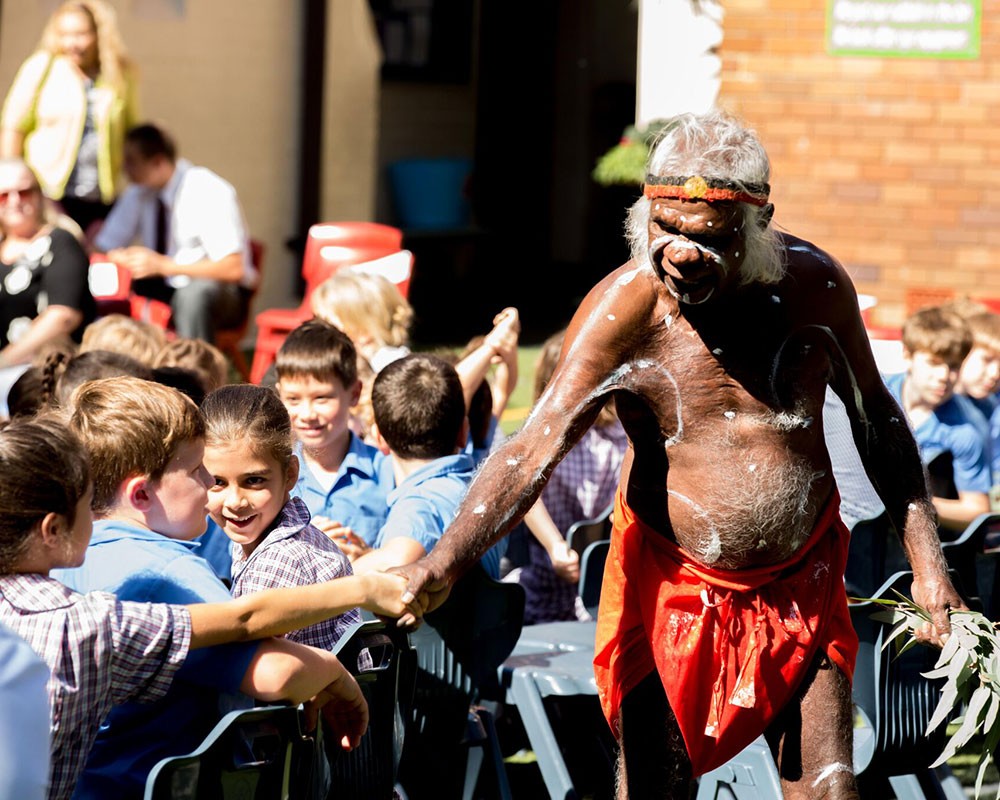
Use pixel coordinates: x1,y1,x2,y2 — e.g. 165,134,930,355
154,337,229,392
311,270,413,353
965,311,1000,355
63,377,204,514
80,314,167,366
40,1,132,95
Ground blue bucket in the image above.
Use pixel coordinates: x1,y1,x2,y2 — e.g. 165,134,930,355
389,158,472,230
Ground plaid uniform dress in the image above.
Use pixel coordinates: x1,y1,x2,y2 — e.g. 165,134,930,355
0,573,191,800
230,496,360,650
517,422,628,624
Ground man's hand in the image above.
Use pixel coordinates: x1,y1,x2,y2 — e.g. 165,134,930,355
108,246,166,279
314,517,370,561
910,571,967,646
302,662,369,750
360,572,425,619
390,556,452,628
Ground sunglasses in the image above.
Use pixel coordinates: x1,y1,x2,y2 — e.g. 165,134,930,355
0,186,39,204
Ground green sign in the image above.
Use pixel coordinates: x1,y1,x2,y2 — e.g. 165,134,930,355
827,0,980,59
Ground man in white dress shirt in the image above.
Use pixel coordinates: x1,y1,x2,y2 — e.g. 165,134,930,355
94,123,257,343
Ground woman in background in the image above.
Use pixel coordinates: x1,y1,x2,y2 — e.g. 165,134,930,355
1,0,138,233
0,158,94,414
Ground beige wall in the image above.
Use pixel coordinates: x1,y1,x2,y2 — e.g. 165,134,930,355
0,0,382,320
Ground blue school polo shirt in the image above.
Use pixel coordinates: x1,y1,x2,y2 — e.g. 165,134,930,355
376,453,507,578
291,433,393,545
52,520,257,800
884,372,992,494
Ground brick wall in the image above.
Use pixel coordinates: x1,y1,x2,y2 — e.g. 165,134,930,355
719,0,1000,328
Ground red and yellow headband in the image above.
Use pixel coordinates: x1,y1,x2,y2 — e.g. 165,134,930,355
643,174,770,207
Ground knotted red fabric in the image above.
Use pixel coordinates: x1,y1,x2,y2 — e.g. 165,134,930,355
593,488,858,776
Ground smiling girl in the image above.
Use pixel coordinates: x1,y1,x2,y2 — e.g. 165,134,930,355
202,384,363,650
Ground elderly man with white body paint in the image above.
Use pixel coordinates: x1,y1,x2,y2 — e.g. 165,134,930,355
395,111,962,799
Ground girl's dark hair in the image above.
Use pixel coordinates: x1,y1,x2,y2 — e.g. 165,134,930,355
201,385,293,471
0,416,90,573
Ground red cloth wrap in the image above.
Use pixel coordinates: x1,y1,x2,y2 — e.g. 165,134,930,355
593,488,858,776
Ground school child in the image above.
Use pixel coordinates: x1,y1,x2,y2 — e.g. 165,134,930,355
49,377,417,799
202,384,359,650
883,306,992,531
350,353,506,578
276,320,393,552
0,415,421,799
952,310,1000,488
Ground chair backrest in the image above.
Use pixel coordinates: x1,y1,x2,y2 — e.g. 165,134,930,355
144,705,318,800
325,619,414,800
578,539,610,616
301,222,404,304
848,571,951,778
347,249,415,299
940,512,1000,619
566,503,614,559
405,565,523,731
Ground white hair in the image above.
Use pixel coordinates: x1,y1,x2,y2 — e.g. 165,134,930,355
625,111,785,286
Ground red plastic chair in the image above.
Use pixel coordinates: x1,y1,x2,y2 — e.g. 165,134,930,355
249,222,404,384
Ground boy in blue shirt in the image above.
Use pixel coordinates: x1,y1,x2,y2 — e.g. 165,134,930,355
52,376,415,799
952,309,1000,490
276,320,392,552
883,306,992,532
350,353,506,578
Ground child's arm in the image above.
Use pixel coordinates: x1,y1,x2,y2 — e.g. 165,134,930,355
455,308,520,410
350,537,425,575
185,572,421,646
523,499,580,583
933,490,991,532
241,638,368,750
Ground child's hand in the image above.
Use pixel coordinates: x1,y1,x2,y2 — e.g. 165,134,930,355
303,662,369,750
362,571,425,620
314,518,370,561
548,541,580,583
484,307,520,362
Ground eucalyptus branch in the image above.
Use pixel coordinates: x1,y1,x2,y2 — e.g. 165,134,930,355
874,595,1000,799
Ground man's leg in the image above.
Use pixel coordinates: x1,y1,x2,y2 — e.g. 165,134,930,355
766,652,858,800
171,279,243,343
617,670,693,800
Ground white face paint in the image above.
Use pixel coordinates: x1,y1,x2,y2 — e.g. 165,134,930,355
811,763,852,788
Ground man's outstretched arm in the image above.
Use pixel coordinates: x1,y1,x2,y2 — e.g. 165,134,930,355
826,264,964,644
396,264,656,615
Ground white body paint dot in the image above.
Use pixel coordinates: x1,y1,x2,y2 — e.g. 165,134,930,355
748,463,757,472
543,425,551,436
706,221,713,227
771,295,781,304
607,314,616,321
908,503,917,512
827,281,836,288
724,411,736,420
664,313,673,328
473,504,487,515
506,458,518,466
712,348,723,355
